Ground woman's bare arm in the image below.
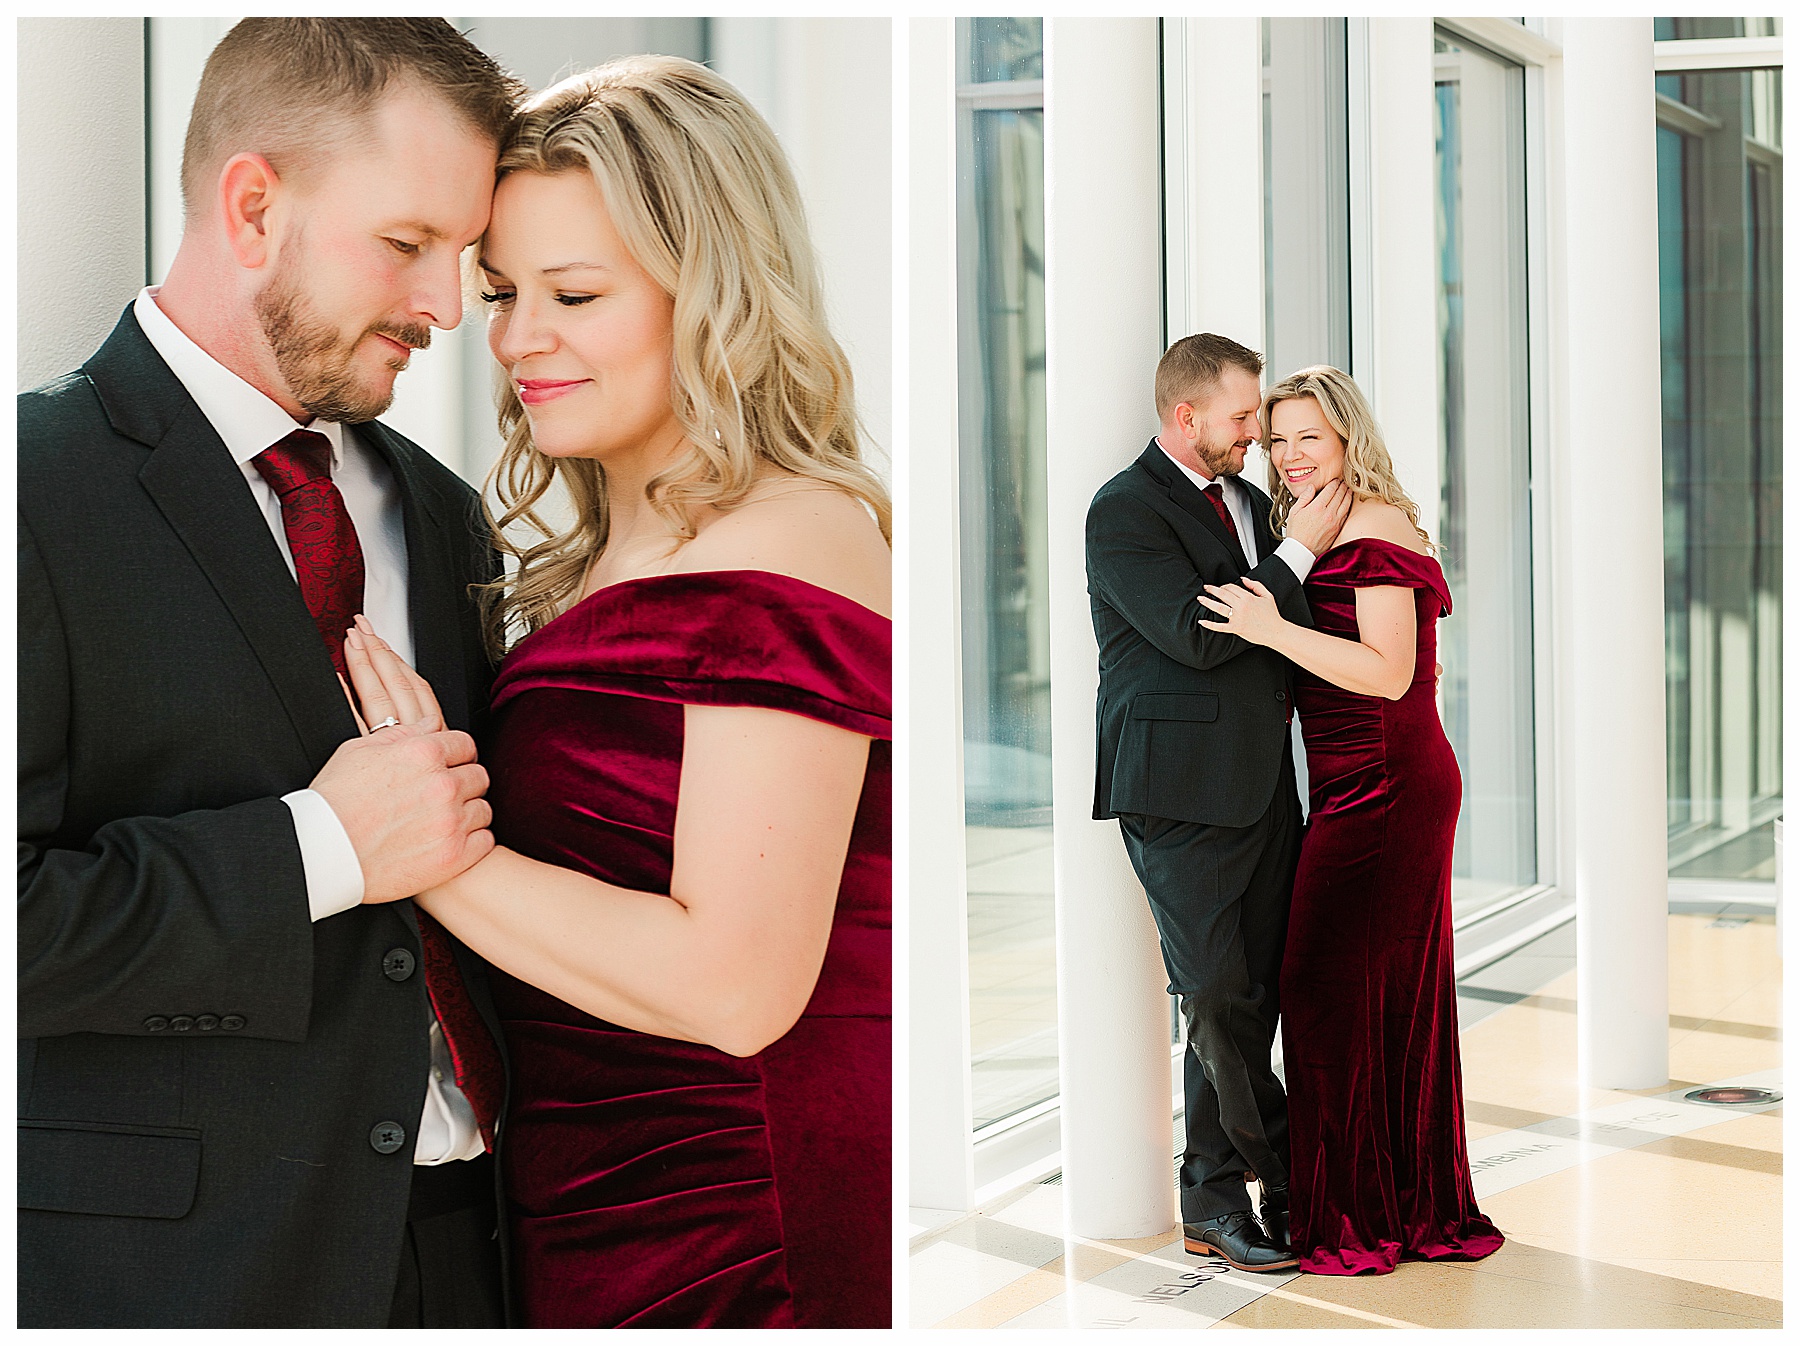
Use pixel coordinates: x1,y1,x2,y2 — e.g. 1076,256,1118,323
1231,584,1417,699
418,702,870,1057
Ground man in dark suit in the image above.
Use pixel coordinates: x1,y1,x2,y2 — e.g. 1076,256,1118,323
18,20,527,1326
1086,334,1348,1272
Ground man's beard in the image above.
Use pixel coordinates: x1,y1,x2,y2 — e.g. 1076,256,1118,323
253,253,431,423
1196,431,1247,478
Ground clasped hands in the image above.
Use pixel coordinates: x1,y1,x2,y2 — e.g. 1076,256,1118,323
306,616,494,905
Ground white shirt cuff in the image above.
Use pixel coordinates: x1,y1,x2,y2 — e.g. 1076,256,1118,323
281,789,365,921
1274,536,1317,584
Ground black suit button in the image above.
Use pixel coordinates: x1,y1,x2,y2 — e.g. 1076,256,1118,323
170,1016,196,1032
382,948,417,982
196,1014,220,1031
220,1015,246,1031
369,1121,407,1155
143,1016,170,1032
1276,690,1287,701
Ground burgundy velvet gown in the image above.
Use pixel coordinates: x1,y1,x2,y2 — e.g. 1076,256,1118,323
481,570,891,1327
1280,538,1504,1275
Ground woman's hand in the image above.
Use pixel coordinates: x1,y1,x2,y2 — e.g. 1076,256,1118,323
1197,578,1284,647
339,615,447,734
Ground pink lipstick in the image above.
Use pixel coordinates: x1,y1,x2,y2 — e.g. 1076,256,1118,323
517,378,589,406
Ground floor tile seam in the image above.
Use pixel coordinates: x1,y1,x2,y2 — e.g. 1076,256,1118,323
908,1209,987,1255
1342,1245,1786,1326
1215,1283,1423,1330
930,1265,1069,1329
1630,1132,1785,1174
924,1235,1163,1328
1694,983,1783,1035
1460,991,1776,1044
1667,1012,1781,1042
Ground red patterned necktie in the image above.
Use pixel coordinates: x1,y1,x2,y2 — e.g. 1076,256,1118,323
252,430,363,680
417,908,505,1151
1202,481,1291,723
1202,481,1244,554
254,429,505,1149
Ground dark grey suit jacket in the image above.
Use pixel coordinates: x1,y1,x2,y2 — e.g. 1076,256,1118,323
1086,439,1313,828
17,308,506,1327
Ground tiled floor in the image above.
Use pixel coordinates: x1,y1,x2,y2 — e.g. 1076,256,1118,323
912,910,1783,1328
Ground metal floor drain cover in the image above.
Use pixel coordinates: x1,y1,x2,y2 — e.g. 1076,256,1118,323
1685,1086,1781,1106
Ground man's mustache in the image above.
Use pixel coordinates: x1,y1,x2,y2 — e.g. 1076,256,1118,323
372,322,432,351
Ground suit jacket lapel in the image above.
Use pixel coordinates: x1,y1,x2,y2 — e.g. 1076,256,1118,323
1243,479,1280,564
89,312,359,773
355,422,476,735
1134,440,1250,572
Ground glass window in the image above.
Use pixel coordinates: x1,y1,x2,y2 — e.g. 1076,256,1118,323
1656,65,1783,881
956,17,1056,1131
1654,17,1783,40
1261,18,1352,379
1433,32,1538,918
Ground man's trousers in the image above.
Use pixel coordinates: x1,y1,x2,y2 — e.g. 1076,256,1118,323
1117,752,1302,1223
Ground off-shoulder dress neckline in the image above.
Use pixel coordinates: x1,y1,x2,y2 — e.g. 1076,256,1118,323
541,568,891,634
1319,535,1436,564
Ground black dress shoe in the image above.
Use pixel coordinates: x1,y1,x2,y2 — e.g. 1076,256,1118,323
1182,1210,1298,1271
1256,1184,1291,1253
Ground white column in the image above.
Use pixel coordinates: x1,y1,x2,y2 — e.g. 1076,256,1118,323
1357,18,1441,543
902,17,976,1215
745,18,894,482
1163,18,1266,482
1561,19,1669,1090
1044,17,1176,1240
18,19,146,390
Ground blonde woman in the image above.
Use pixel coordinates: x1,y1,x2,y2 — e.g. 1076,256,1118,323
344,57,890,1327
1196,366,1501,1275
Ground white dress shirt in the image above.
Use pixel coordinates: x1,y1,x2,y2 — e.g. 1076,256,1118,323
133,287,483,1165
1156,438,1316,584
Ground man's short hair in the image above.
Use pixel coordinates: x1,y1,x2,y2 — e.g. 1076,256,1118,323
182,18,524,218
1154,333,1265,420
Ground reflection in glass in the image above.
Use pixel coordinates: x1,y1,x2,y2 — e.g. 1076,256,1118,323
957,18,1056,1130
1433,33,1538,918
967,16,1043,83
1654,17,1783,40
1656,66,1783,881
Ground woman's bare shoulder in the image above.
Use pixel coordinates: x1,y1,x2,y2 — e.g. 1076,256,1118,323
676,481,891,616
1337,497,1427,553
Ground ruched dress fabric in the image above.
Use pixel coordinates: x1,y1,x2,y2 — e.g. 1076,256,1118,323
1281,538,1504,1276
481,570,891,1327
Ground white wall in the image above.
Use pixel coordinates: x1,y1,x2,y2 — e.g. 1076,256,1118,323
716,18,894,487
18,19,146,390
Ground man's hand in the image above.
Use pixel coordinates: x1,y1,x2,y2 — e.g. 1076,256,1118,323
1284,477,1352,556
310,723,493,903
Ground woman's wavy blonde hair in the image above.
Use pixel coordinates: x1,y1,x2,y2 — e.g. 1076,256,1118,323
1261,365,1434,551
476,55,891,654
